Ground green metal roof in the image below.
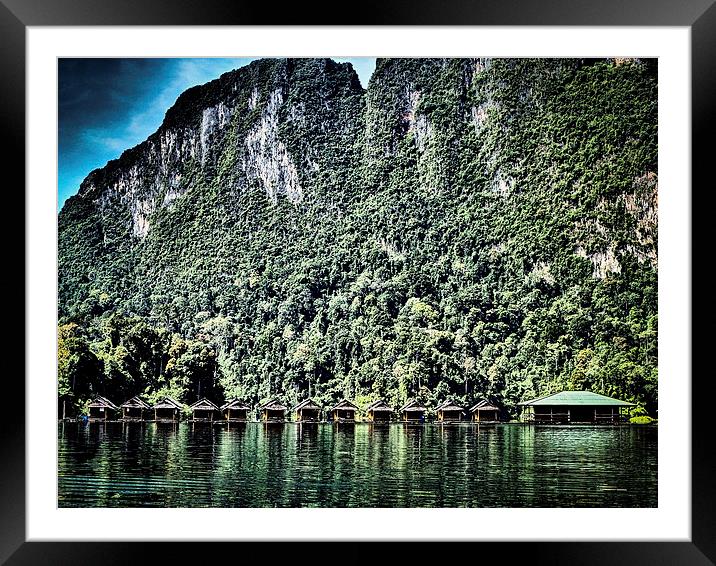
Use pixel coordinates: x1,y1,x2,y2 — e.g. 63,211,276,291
518,390,635,407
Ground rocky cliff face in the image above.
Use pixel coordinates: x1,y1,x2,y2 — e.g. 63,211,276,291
64,59,362,239
60,58,364,310
59,58,658,413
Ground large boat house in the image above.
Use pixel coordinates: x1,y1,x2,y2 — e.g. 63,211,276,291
518,390,635,424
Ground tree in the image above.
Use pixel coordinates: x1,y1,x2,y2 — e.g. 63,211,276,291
57,323,100,417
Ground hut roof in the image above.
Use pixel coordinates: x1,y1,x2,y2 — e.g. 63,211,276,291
518,390,635,407
190,398,219,411
259,398,287,411
469,400,500,412
400,399,427,412
293,398,322,411
436,399,465,412
221,399,251,410
366,399,393,412
152,396,183,410
120,396,150,410
88,395,118,410
330,399,358,411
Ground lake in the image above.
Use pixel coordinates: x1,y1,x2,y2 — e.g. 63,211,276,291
58,422,657,507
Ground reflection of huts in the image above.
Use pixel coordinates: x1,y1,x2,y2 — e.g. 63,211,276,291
399,399,427,422
189,398,219,421
469,400,500,423
259,399,287,422
366,399,393,422
221,399,250,421
88,395,117,421
518,390,635,424
120,396,150,421
436,399,465,422
293,398,322,422
330,399,358,422
152,397,182,422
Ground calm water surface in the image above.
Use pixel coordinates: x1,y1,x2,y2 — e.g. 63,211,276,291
58,422,657,507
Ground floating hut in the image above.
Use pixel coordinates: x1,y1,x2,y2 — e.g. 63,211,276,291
400,399,427,422
120,396,150,421
518,390,635,424
469,400,500,423
152,396,182,422
189,398,219,422
293,398,322,422
221,399,250,422
365,399,393,422
330,399,358,422
259,399,287,422
87,395,117,421
436,399,465,422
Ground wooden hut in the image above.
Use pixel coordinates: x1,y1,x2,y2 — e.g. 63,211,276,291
221,399,250,422
87,395,117,421
436,399,465,422
120,396,150,421
330,399,358,422
365,399,393,422
469,400,500,423
152,396,182,422
293,398,322,422
189,398,219,421
518,390,635,424
259,398,287,422
400,399,427,422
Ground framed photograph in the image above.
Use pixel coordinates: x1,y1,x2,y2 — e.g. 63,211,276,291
5,0,713,563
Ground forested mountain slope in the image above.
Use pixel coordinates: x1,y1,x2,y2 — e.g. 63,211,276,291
58,57,658,417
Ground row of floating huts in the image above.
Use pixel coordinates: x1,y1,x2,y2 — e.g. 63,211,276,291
86,396,499,423
83,390,634,425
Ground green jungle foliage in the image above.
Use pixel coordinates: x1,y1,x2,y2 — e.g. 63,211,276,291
58,58,658,418
629,415,655,425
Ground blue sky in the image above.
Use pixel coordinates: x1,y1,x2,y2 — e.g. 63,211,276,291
58,57,377,211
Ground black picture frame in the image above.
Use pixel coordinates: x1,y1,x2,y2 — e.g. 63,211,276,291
3,0,712,563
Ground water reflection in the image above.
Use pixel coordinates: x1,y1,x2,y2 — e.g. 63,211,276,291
58,423,657,508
